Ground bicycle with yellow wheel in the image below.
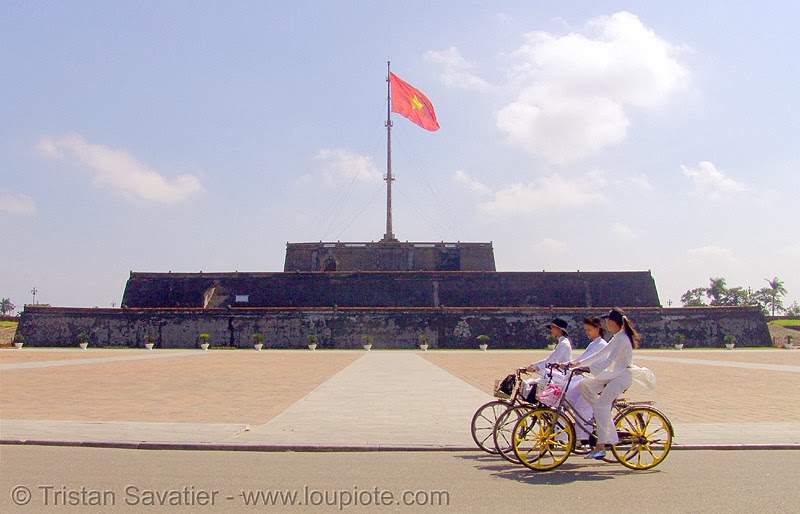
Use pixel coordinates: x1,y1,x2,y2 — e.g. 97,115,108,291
512,364,673,471
470,368,540,454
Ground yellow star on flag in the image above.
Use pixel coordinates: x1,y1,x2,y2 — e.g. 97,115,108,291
389,72,440,131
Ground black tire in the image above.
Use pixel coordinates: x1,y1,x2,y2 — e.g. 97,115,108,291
470,400,511,454
512,408,575,471
611,406,673,470
493,404,533,463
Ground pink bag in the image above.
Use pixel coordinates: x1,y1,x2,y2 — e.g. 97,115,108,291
536,383,562,407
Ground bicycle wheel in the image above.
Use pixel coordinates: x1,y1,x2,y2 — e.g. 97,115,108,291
493,404,533,463
611,407,673,470
471,400,511,453
512,408,575,471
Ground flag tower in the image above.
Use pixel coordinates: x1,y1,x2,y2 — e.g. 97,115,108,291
384,61,396,242
383,62,439,242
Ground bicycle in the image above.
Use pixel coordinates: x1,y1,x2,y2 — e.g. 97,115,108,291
512,364,673,471
470,368,540,454
491,369,566,463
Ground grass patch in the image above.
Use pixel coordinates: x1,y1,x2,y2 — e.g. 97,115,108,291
769,319,800,327
0,321,18,328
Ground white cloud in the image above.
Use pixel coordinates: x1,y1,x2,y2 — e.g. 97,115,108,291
629,173,653,192
612,222,635,240
686,245,740,268
479,171,606,215
0,189,36,214
680,161,747,200
36,133,202,204
452,170,491,195
316,148,382,183
533,238,568,257
497,11,690,165
424,46,491,90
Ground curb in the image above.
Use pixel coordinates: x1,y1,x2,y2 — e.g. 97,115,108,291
3,439,800,452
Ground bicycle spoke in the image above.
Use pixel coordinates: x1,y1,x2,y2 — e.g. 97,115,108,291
611,407,672,470
477,432,492,446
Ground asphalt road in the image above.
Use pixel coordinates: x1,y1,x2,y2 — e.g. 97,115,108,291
1,446,798,513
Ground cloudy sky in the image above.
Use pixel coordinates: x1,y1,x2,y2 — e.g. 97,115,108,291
2,1,798,310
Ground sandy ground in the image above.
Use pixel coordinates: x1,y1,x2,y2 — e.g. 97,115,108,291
0,323,17,346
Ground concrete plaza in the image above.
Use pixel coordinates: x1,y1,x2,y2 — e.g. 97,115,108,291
1,347,799,450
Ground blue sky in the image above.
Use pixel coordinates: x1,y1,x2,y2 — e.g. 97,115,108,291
2,1,798,310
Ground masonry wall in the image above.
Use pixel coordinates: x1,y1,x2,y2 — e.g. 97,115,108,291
121,270,662,309
283,241,497,272
17,305,770,349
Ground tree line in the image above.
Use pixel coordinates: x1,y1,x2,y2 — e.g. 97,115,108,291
681,276,798,316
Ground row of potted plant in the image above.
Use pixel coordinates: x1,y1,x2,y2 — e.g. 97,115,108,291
672,333,738,350
13,330,782,350
5,332,536,350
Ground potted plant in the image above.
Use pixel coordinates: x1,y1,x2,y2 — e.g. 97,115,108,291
418,334,429,351
361,334,374,351
307,334,318,351
673,333,685,350
13,333,24,349
724,334,736,350
252,333,264,351
77,332,89,350
144,334,155,350
477,334,490,351
199,333,210,350
546,334,558,350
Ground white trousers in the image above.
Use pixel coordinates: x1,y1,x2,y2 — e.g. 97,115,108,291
577,371,632,445
565,378,593,440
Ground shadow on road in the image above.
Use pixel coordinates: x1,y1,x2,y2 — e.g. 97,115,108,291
453,452,660,484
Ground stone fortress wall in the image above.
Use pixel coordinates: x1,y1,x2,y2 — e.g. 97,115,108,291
120,270,661,310
15,240,772,349
18,305,770,349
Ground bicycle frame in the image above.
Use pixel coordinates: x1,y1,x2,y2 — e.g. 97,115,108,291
524,368,631,446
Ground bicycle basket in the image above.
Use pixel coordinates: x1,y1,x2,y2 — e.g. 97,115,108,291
535,383,563,407
493,374,516,399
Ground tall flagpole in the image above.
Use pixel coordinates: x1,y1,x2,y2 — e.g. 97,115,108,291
383,61,396,242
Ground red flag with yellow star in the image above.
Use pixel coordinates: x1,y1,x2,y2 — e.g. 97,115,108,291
389,72,440,132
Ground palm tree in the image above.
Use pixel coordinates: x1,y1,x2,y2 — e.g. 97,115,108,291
706,277,727,306
764,277,787,316
0,298,15,316
765,277,787,296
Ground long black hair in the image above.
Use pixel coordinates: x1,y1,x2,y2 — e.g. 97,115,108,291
621,316,640,349
606,308,640,349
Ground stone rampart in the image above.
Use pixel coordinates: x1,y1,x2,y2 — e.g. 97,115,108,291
17,305,770,349
283,241,496,272
121,270,661,309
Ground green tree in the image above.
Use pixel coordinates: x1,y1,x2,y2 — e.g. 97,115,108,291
762,277,787,316
681,287,707,307
785,301,800,317
721,286,748,306
0,298,15,316
706,277,727,306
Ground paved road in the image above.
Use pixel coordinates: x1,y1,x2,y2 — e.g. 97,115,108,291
1,445,798,513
